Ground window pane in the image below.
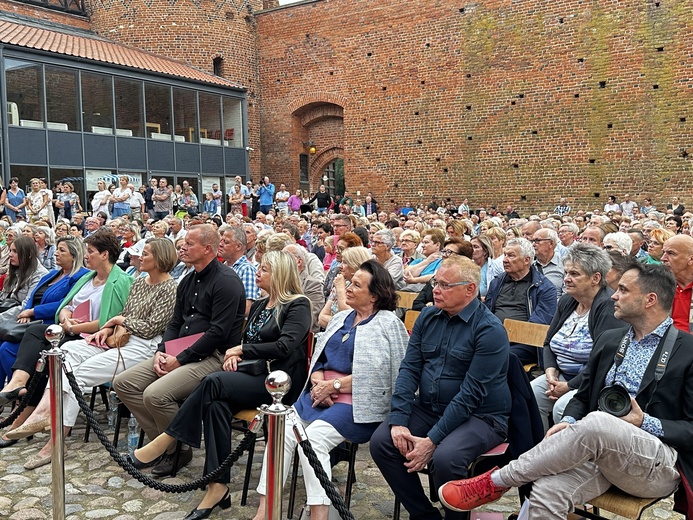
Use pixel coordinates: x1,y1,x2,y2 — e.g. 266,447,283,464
145,83,172,140
199,93,221,145
115,78,143,137
82,72,113,134
5,59,44,127
45,66,79,131
173,88,198,143
222,97,242,148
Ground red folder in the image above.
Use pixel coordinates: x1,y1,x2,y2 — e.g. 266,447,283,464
164,332,205,356
72,300,91,322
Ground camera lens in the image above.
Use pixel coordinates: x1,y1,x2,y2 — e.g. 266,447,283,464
598,385,632,417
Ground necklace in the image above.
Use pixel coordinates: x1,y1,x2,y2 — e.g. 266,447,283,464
342,312,374,342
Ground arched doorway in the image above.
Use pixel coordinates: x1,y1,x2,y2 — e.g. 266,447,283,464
320,158,344,195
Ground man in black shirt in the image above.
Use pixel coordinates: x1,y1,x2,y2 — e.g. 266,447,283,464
114,224,246,476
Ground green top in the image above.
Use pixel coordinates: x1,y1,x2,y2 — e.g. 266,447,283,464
55,266,134,327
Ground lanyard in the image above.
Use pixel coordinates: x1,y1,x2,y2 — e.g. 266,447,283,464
613,324,678,383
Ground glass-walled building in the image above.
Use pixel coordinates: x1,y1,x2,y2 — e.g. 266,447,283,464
0,16,249,214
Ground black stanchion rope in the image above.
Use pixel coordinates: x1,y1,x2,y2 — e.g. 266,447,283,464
66,367,257,493
298,439,356,520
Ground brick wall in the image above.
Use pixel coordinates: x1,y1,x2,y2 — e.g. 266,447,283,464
0,0,90,29
256,0,693,214
84,0,265,177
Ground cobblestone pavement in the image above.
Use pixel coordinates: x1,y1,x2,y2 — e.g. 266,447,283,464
0,406,683,520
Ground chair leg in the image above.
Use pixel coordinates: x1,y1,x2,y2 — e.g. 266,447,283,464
287,449,300,519
84,386,98,442
392,497,400,520
170,441,182,478
138,428,145,449
241,431,255,506
344,443,358,508
98,385,109,407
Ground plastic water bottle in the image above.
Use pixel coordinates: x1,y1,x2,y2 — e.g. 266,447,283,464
128,416,139,457
107,391,119,431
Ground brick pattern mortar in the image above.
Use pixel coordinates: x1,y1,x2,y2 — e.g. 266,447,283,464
256,0,693,212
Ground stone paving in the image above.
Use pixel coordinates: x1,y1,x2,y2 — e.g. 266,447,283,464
0,403,684,520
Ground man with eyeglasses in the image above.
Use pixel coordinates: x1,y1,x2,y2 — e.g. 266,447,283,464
370,255,511,520
531,228,564,300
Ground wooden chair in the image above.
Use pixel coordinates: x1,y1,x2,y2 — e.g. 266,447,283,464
572,488,664,520
396,290,419,310
404,310,420,334
502,318,549,373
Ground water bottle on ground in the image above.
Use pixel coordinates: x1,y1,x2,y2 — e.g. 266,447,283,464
107,391,119,431
128,416,139,457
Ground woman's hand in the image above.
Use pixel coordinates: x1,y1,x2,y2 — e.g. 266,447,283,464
333,274,346,293
103,315,125,328
223,355,242,372
225,345,243,360
546,380,570,400
17,309,34,322
310,379,337,408
90,328,112,347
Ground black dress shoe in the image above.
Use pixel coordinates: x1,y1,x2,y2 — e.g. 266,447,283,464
151,448,193,477
0,387,25,406
0,437,18,448
184,488,231,520
126,452,163,470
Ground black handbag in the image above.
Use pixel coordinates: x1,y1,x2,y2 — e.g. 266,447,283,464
0,299,21,314
0,320,42,343
235,359,268,376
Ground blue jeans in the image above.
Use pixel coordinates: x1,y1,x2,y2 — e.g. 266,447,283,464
112,206,131,217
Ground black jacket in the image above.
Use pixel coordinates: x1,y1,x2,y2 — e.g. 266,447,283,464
543,286,625,389
241,297,312,404
563,326,693,518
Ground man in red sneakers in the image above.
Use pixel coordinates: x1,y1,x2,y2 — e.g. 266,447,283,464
439,263,693,519
370,256,511,520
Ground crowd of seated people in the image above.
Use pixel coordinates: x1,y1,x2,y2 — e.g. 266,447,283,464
0,184,692,519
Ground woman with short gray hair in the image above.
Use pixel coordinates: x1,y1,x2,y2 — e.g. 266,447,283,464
533,243,625,432
371,229,405,289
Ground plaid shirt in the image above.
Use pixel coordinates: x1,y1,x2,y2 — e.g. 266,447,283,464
232,255,260,300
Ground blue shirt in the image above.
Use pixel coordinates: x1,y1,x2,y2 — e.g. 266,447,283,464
388,299,511,444
231,255,260,301
258,183,275,206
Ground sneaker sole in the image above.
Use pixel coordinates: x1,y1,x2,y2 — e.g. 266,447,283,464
437,485,503,513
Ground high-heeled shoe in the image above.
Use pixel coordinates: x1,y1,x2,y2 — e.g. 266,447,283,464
126,451,164,470
183,488,231,520
0,386,25,406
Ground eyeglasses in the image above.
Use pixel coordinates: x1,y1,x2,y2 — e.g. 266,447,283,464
530,238,552,244
441,248,459,257
370,240,385,246
430,278,472,290
603,245,616,251
401,239,416,243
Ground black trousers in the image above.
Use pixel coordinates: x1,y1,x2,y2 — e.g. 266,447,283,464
370,402,505,520
165,370,272,484
12,323,79,406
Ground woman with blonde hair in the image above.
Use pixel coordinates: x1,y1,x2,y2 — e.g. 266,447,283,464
642,228,675,264
111,176,132,218
484,226,508,260
403,228,445,289
25,179,50,223
91,179,111,217
400,229,423,267
318,246,371,328
129,250,312,519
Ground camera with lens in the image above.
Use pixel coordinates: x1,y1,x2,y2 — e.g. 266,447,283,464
597,384,632,417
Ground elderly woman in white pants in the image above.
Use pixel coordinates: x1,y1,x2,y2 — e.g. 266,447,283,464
8,238,178,469
252,260,408,520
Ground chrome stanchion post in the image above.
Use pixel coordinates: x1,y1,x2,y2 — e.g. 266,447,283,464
43,324,66,520
261,370,292,520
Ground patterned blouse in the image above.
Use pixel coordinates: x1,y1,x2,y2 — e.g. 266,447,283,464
121,277,178,339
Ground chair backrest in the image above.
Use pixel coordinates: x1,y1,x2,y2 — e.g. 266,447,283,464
404,310,420,334
306,330,315,372
503,318,549,348
396,290,419,310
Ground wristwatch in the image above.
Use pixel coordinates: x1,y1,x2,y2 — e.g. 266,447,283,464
333,378,342,392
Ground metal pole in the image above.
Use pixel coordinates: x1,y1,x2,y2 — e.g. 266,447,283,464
43,324,66,520
261,370,292,520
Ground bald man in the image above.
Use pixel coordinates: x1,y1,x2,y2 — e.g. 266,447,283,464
661,234,693,332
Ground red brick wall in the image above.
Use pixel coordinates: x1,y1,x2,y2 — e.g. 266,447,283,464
256,0,693,214
84,0,264,177
0,0,90,29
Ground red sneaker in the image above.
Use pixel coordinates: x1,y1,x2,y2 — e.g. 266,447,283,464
438,466,509,512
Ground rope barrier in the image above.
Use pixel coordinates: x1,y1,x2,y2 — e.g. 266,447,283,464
66,367,257,493
298,438,356,520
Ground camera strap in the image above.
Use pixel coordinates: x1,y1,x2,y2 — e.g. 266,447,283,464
613,324,678,382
